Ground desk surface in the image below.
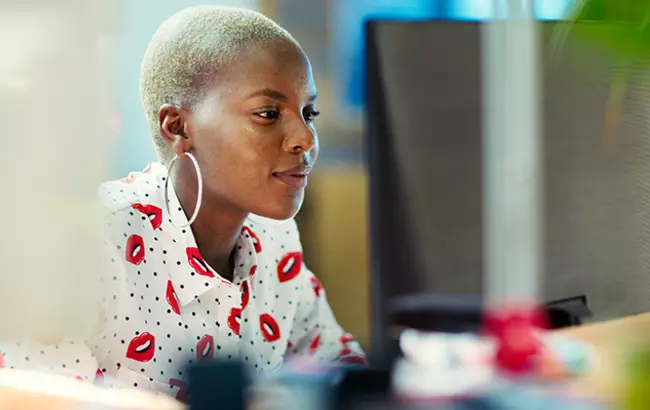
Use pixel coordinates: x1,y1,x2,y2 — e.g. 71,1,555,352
561,312,650,402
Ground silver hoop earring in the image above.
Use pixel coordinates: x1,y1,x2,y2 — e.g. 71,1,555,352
164,152,203,228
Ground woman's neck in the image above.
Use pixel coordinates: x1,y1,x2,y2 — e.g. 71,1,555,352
172,164,247,281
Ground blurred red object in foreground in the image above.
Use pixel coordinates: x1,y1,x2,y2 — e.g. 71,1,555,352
483,306,548,375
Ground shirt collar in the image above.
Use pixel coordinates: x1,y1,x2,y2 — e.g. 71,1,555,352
141,163,259,307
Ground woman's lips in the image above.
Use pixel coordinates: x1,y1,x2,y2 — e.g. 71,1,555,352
272,172,308,189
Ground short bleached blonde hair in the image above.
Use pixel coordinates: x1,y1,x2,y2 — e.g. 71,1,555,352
140,6,300,163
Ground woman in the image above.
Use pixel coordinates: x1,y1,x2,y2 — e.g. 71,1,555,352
0,5,363,399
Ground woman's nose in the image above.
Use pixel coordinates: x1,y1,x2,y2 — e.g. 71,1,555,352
283,122,316,154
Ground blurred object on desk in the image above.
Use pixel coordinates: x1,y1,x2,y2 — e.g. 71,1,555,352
546,295,592,329
386,308,650,406
391,302,593,403
389,294,484,334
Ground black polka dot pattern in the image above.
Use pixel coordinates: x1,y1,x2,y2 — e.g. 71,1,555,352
0,162,365,397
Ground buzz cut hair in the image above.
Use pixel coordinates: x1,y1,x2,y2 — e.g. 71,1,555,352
140,6,300,163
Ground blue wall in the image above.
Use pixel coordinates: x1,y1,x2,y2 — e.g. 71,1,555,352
333,0,575,112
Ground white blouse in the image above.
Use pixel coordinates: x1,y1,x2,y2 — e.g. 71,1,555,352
0,163,364,400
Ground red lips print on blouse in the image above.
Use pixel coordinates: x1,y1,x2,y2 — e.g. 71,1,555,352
119,173,137,184
94,369,104,386
131,203,163,230
125,235,145,265
310,334,321,355
277,252,302,283
260,313,281,343
341,355,366,365
228,307,242,335
196,334,214,362
169,378,188,403
118,165,151,184
240,280,250,310
310,276,322,297
186,247,214,278
241,226,262,253
340,333,355,356
166,280,181,315
126,332,155,362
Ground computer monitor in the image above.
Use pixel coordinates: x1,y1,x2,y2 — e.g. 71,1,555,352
366,20,650,354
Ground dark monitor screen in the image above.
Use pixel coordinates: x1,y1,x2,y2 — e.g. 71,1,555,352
366,20,650,354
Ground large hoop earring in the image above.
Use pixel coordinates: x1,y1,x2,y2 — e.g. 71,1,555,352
164,152,203,228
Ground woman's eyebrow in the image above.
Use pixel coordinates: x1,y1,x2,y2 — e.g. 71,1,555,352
247,88,318,104
247,88,288,102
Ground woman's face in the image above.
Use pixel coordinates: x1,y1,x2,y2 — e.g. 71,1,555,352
173,39,319,221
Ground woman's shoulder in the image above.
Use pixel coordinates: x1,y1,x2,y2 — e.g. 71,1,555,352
98,163,165,215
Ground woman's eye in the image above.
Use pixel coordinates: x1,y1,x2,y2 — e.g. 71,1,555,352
255,110,280,120
304,110,321,122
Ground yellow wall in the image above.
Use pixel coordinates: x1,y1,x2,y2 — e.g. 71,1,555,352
301,167,371,348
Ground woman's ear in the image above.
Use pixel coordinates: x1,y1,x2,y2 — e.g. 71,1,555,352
159,104,192,156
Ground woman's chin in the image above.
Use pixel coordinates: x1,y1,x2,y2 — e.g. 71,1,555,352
253,208,298,222
251,200,303,222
